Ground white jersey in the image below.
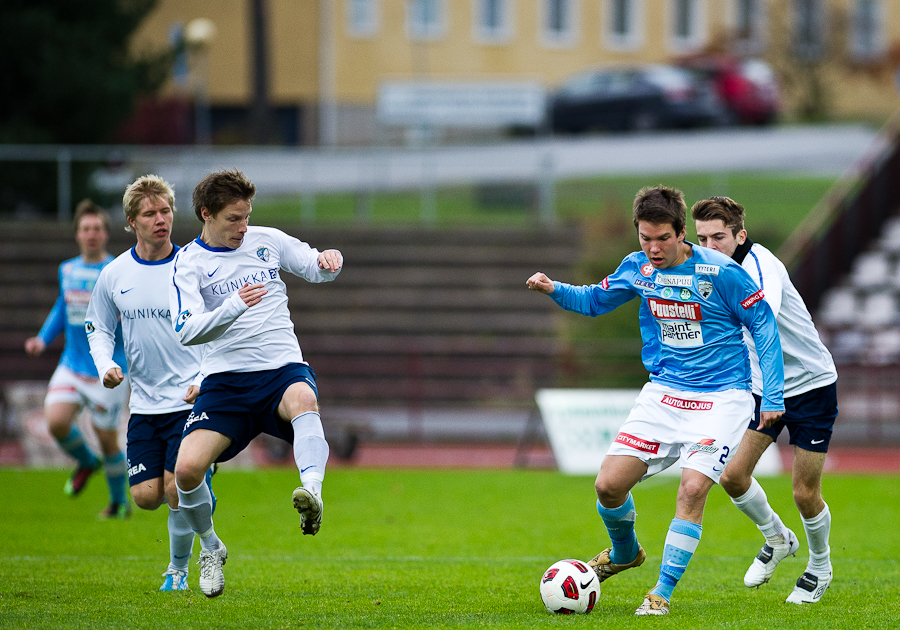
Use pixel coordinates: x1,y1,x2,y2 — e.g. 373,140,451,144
738,240,837,398
169,226,340,376
86,246,203,415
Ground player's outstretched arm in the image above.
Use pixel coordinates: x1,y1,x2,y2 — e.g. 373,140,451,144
526,272,556,294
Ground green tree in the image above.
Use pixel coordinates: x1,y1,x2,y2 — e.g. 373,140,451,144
0,0,171,214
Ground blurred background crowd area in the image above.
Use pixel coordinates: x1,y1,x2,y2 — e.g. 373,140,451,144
3,0,900,464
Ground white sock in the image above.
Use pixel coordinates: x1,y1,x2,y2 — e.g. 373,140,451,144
802,503,832,575
732,477,787,544
291,411,329,497
176,481,222,552
167,507,195,572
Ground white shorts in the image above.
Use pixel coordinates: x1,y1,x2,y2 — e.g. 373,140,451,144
606,382,754,483
45,365,129,431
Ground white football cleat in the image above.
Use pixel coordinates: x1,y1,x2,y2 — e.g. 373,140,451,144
198,545,227,598
744,528,800,587
634,592,669,616
292,487,323,536
786,569,832,605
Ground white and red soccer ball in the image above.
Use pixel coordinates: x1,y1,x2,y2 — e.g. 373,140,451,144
539,559,600,614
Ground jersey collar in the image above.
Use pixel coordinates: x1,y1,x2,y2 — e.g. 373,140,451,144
732,238,754,265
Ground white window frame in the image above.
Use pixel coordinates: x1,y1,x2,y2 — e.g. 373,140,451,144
792,0,827,62
850,0,886,60
727,0,766,54
603,0,644,52
407,0,447,41
668,0,707,53
540,0,579,48
474,0,513,44
346,0,379,38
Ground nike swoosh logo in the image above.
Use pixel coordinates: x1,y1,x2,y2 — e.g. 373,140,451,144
712,466,722,472
174,553,190,559
207,267,219,277
666,561,688,569
811,439,824,444
120,288,134,294
300,466,315,473
579,579,594,589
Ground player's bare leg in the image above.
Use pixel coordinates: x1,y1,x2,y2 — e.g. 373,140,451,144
279,382,327,535
722,430,799,587
590,456,647,582
787,447,832,604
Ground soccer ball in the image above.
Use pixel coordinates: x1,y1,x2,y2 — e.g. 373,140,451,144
539,559,600,614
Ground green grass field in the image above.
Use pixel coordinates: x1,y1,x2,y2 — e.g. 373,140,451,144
1,468,897,629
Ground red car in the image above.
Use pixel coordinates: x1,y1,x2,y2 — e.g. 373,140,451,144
678,56,781,126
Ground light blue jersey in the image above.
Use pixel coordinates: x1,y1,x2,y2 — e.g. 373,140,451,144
38,255,127,378
550,244,784,411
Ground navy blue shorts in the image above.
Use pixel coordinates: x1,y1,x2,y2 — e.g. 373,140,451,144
749,382,838,453
126,409,192,487
183,363,318,464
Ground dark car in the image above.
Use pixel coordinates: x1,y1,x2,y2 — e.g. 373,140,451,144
678,56,781,125
549,64,726,134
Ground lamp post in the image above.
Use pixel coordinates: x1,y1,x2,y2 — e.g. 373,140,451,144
185,18,216,145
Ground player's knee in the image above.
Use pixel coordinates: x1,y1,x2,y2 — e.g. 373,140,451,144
174,459,206,490
595,476,627,507
130,485,165,511
718,468,746,498
792,483,820,512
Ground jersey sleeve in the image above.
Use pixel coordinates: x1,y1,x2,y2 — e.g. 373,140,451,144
84,267,121,380
169,250,249,346
37,266,66,345
275,230,342,283
746,249,784,318
548,260,637,317
723,266,785,411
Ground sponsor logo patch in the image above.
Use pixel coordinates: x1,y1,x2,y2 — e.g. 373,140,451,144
680,288,692,300
658,320,704,347
127,463,147,477
256,246,270,262
698,280,713,299
741,290,765,309
601,276,609,290
687,438,718,458
174,310,192,332
695,264,720,276
661,395,713,411
634,279,654,290
614,432,660,454
640,263,654,277
648,298,702,321
656,273,693,287
84,321,95,334
184,410,209,430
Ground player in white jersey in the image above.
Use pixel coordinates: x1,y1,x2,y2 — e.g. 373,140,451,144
86,175,214,592
24,200,130,518
528,186,785,616
693,196,838,605
169,168,341,598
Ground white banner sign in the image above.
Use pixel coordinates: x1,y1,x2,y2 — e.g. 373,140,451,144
536,388,782,477
377,81,546,127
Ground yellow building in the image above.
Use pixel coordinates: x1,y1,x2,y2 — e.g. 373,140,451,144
133,0,900,145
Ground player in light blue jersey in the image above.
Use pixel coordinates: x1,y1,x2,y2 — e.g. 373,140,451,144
694,196,837,605
527,185,785,616
86,175,215,592
24,200,130,519
169,169,342,597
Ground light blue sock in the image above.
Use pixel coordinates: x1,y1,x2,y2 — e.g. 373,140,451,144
57,426,99,468
102,451,128,505
651,518,703,602
168,508,195,572
596,493,639,565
